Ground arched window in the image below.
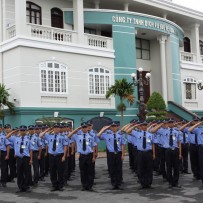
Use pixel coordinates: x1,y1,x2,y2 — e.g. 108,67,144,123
183,77,197,100
51,8,63,29
26,1,42,24
184,37,191,53
88,67,111,95
40,61,68,94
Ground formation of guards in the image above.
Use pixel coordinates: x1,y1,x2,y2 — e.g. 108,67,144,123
0,117,203,193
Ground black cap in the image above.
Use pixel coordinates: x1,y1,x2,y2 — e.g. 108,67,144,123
12,127,18,130
28,125,35,130
110,121,118,126
141,121,148,126
87,120,93,126
115,121,120,126
53,123,60,128
42,125,49,129
0,124,2,128
58,123,65,128
19,125,27,131
81,122,88,128
35,125,42,130
4,124,11,129
168,118,175,123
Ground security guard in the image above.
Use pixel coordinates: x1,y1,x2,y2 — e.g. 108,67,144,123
188,119,203,184
69,122,96,191
98,121,126,190
29,125,42,186
0,124,10,187
7,125,33,193
181,118,200,179
40,124,68,191
152,119,182,188
4,124,16,182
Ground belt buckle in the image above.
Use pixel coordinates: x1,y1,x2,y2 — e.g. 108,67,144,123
114,152,117,155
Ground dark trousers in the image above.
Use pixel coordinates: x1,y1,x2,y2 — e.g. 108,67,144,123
108,152,122,187
153,145,161,173
63,156,69,183
49,154,65,189
137,150,153,187
199,145,203,181
67,155,72,179
132,146,138,173
0,151,8,184
190,144,200,178
128,143,134,169
16,156,31,190
8,149,16,180
165,148,179,186
45,153,49,175
179,143,189,172
39,149,45,178
160,147,167,179
79,153,94,189
32,151,40,184
106,147,110,173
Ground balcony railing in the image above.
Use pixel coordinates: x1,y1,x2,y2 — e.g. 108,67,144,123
180,51,196,62
7,25,16,39
6,24,114,50
84,33,113,49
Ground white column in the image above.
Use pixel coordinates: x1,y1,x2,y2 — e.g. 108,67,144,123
0,0,3,83
157,35,168,103
73,0,84,44
191,23,201,63
15,0,27,36
94,0,100,9
124,3,129,11
2,0,6,40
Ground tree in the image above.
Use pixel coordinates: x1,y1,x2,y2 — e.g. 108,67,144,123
106,78,135,125
0,84,15,120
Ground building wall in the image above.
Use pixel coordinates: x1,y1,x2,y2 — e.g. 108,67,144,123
3,46,115,109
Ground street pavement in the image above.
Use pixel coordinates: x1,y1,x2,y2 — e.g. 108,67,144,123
0,156,203,203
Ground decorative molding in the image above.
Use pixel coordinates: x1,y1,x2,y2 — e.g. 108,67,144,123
89,98,111,105
41,96,68,104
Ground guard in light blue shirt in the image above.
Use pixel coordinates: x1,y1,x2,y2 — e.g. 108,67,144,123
98,121,126,190
11,125,32,193
29,125,42,186
41,123,68,191
0,124,10,187
70,122,96,191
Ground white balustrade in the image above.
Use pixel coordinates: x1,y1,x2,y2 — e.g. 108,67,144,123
84,33,113,49
180,51,196,62
6,25,16,39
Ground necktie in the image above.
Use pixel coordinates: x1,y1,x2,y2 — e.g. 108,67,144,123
52,134,57,151
114,134,118,152
195,133,198,145
83,134,86,151
183,132,186,144
143,131,146,149
169,129,173,147
20,136,24,154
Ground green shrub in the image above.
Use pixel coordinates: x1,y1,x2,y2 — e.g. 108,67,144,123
147,92,166,111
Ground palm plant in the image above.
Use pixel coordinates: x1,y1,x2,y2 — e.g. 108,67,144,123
106,78,135,125
0,84,15,120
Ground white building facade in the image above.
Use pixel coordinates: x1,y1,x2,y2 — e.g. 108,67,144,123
0,0,203,127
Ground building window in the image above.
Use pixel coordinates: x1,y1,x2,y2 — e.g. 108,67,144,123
136,38,150,60
88,67,111,95
40,62,67,94
183,77,197,100
85,27,96,35
51,8,63,29
184,37,191,53
26,1,42,24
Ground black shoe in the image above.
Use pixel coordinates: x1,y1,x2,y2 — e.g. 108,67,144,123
39,178,45,181
81,187,86,191
33,182,38,187
163,178,168,182
16,189,25,193
112,186,119,190
51,187,58,192
10,179,15,183
138,185,145,190
58,188,64,191
184,171,191,174
174,184,181,188
25,188,31,192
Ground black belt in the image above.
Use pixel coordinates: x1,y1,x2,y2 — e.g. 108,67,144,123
80,153,93,156
109,151,122,155
50,153,63,157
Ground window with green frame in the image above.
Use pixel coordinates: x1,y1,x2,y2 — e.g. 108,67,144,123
136,38,150,60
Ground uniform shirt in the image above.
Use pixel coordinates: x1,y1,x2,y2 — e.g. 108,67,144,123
14,135,32,158
72,132,96,155
29,133,42,151
0,133,10,151
100,130,126,153
131,129,139,147
133,130,154,151
184,127,196,144
179,129,189,144
89,129,100,144
157,127,180,149
152,133,159,145
44,133,69,155
193,127,203,145
127,134,132,144
8,134,16,149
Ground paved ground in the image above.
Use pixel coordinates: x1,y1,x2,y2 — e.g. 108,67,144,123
0,156,203,203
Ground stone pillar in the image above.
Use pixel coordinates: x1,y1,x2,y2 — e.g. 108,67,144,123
124,3,129,11
191,23,201,63
157,35,168,103
15,0,27,36
73,0,84,44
